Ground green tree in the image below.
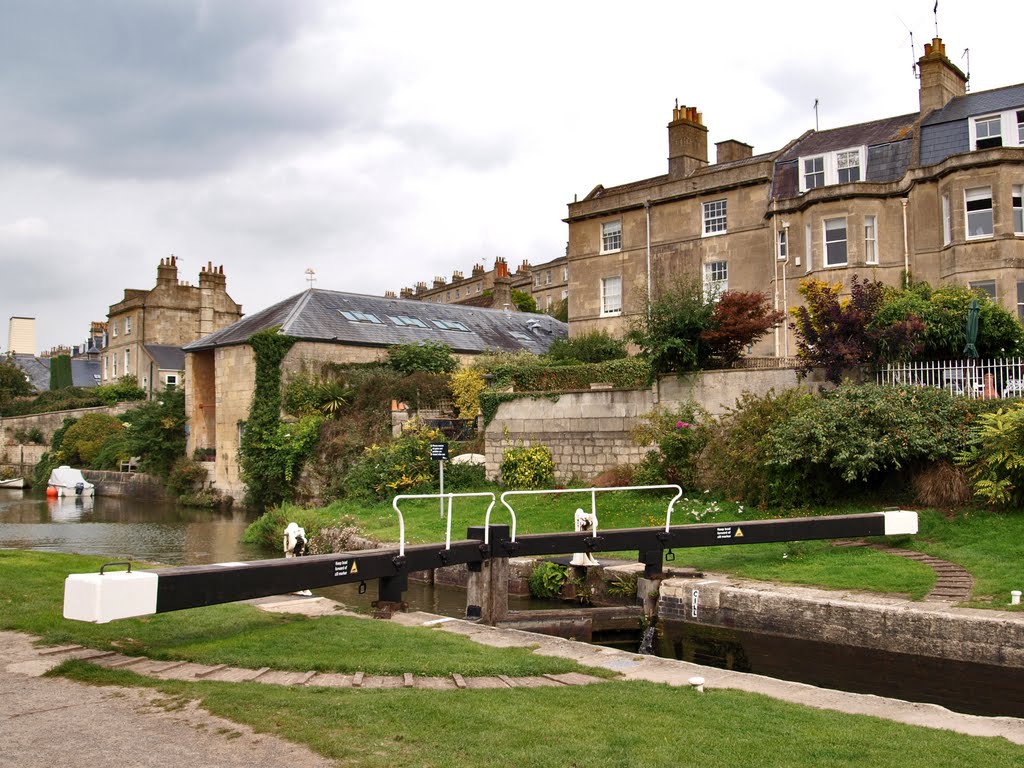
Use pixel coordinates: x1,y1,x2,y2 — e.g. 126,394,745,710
49,355,72,390
115,387,188,477
60,413,124,466
0,354,33,408
511,289,539,313
551,296,569,323
628,279,714,373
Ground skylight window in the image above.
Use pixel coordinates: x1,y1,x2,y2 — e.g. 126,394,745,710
433,319,470,332
509,331,531,342
339,310,383,324
388,315,428,328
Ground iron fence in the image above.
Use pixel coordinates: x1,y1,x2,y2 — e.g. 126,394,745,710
876,358,1024,399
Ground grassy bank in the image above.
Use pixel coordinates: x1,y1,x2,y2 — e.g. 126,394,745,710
57,662,1024,767
0,550,595,677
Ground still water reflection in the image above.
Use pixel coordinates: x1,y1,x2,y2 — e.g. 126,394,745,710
0,489,264,565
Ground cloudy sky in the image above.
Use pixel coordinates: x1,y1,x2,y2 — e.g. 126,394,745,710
2,0,1022,353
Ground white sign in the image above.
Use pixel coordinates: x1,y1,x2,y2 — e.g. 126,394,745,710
691,589,699,618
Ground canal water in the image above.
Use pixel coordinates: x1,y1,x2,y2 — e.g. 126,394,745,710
3,488,1020,718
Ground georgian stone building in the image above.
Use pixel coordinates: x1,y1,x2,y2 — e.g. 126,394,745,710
567,38,1024,357
102,256,242,394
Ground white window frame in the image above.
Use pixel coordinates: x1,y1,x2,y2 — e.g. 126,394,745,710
600,276,622,316
103,355,108,379
125,316,132,334
823,217,848,267
600,220,622,253
563,266,569,281
703,261,728,300
969,279,996,299
777,229,788,260
124,348,130,374
166,373,178,387
112,354,117,378
970,111,1024,151
965,187,994,239
942,194,951,245
1018,281,1024,321
1013,185,1023,236
864,215,878,265
836,150,862,184
702,199,727,236
112,321,118,338
798,146,867,192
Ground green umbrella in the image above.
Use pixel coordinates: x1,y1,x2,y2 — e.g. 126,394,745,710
963,298,980,359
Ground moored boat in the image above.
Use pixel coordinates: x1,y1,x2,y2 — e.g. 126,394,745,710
46,466,95,497
0,477,25,489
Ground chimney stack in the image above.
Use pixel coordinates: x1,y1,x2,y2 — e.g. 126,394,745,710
715,140,753,164
918,37,967,115
433,276,447,289
667,103,708,179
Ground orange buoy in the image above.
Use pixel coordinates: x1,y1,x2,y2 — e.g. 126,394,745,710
46,486,58,498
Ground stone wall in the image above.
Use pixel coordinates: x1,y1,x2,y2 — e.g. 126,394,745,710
82,470,169,501
0,403,134,475
484,367,822,481
658,577,1024,669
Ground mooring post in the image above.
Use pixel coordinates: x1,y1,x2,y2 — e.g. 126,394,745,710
465,524,510,624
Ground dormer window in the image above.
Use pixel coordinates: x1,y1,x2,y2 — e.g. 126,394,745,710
798,147,866,192
970,111,1024,151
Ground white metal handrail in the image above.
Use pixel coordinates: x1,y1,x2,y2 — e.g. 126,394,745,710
490,484,684,544
391,492,496,557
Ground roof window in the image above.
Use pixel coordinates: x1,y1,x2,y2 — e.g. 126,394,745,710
339,310,383,324
388,315,428,328
433,319,470,332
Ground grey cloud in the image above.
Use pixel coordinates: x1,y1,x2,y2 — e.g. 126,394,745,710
0,0,389,178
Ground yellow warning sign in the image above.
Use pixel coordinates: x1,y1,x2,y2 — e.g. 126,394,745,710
734,528,744,538
351,562,358,574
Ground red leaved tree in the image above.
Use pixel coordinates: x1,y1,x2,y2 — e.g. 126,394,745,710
700,291,786,367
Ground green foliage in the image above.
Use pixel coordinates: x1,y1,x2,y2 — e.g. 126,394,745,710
763,384,978,502
239,328,299,508
98,375,147,404
702,389,817,506
0,374,145,417
627,280,781,373
511,288,539,313
544,330,627,364
551,296,569,323
166,457,211,498
499,443,554,489
49,354,72,390
115,387,188,478
957,404,1024,508
631,402,712,489
628,279,713,373
243,503,343,550
875,282,1024,361
528,561,569,598
59,413,124,466
12,427,45,444
481,355,651,393
0,354,33,408
341,421,443,500
387,342,458,374
450,368,487,419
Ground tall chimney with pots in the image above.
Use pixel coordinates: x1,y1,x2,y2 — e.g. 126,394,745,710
668,104,708,179
156,255,178,287
918,37,967,115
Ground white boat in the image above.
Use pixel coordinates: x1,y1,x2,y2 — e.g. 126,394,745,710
47,466,95,497
0,477,25,489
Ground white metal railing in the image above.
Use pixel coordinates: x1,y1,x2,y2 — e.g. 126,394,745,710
877,358,1024,400
391,492,496,557
489,485,684,545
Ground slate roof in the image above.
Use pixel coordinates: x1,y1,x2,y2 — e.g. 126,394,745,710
145,345,185,371
921,83,1024,126
183,289,567,355
10,354,49,392
70,359,101,388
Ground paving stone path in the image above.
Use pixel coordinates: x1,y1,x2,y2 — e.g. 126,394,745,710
833,541,974,602
32,642,608,690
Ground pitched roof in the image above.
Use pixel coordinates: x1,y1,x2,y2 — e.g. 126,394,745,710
777,113,919,162
9,354,49,391
921,83,1024,126
183,289,567,355
70,359,101,388
144,345,185,371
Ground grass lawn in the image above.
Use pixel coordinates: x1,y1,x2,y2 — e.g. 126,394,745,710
0,550,600,677
56,662,1024,767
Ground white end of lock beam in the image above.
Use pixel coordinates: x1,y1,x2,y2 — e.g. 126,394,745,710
882,510,918,536
64,570,158,624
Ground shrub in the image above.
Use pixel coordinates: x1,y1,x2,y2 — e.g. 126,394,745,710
49,355,73,390
450,368,487,419
702,389,817,506
387,342,458,374
441,462,488,491
957,404,1024,508
500,444,554,489
627,279,713,374
528,561,570,598
60,413,124,466
116,387,188,478
545,331,627,364
242,503,343,551
911,461,972,508
97,375,147,404
307,519,363,555
167,457,210,498
631,402,711,489
342,421,443,500
701,291,785,367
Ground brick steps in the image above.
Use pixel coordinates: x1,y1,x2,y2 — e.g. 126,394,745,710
833,540,974,603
